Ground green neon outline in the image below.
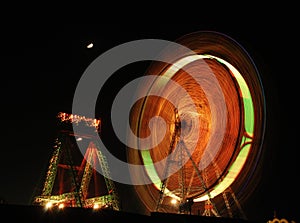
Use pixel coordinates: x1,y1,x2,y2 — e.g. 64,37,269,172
138,54,255,202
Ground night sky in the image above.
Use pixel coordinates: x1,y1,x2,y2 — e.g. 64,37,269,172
0,22,293,222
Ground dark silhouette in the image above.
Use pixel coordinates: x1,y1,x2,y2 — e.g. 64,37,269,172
179,198,194,215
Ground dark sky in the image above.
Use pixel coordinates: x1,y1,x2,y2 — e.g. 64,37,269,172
0,22,293,222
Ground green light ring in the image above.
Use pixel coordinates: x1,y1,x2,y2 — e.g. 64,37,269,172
138,54,255,202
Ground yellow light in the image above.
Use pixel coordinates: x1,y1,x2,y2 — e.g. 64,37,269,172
171,199,177,205
93,203,100,209
87,43,93,48
58,203,64,209
45,202,53,209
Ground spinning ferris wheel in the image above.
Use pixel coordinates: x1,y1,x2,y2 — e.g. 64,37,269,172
126,31,266,219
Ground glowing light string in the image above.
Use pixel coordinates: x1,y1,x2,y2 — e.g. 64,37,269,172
140,54,254,202
58,112,101,131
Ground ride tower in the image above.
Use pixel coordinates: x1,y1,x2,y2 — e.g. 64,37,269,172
32,112,120,211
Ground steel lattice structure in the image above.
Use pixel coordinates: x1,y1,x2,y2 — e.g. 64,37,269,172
33,112,120,211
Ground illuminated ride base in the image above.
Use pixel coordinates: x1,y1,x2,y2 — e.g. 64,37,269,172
127,31,266,219
33,112,120,211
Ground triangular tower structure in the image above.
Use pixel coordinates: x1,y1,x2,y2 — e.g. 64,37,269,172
154,108,247,218
33,112,120,211
202,199,219,217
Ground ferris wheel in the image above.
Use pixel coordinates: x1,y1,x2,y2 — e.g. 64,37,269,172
127,31,266,219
